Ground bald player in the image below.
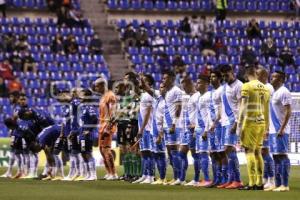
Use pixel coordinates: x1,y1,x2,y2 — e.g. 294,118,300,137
257,67,276,191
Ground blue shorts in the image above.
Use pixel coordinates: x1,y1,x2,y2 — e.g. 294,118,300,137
164,128,181,145
270,133,289,154
195,127,209,153
180,131,196,149
262,135,271,148
37,125,61,148
79,132,93,154
151,135,166,153
53,137,65,155
209,124,222,152
222,125,237,147
68,130,81,154
11,135,25,154
140,130,153,151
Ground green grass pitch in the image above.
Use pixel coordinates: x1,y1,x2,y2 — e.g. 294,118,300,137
0,166,299,200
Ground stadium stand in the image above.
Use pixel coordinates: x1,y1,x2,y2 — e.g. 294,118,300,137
107,0,293,13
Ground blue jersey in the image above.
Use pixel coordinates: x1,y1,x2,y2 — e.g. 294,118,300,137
61,105,71,136
33,108,56,128
16,119,36,141
70,98,81,131
79,104,98,132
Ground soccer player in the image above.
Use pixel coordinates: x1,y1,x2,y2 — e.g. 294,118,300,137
194,75,212,187
257,67,276,190
269,71,292,192
1,92,21,178
206,70,223,187
78,89,98,181
176,77,196,185
133,74,155,184
95,78,118,180
150,83,167,185
238,64,270,190
161,71,183,185
217,65,243,189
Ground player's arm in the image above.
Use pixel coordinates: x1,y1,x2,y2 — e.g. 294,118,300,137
171,91,182,133
238,84,249,136
138,106,152,138
278,104,291,137
156,106,164,144
263,91,270,136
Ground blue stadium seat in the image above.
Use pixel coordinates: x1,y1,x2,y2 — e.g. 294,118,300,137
108,0,118,9
179,1,190,10
143,0,154,10
131,0,142,9
167,0,178,10
155,0,166,10
120,0,130,9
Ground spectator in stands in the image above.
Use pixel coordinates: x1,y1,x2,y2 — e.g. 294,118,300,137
51,34,65,53
198,15,209,36
64,35,78,54
179,17,191,36
173,55,186,85
215,0,227,21
152,35,165,53
89,34,103,55
214,37,227,57
9,51,23,72
7,78,22,93
172,55,185,70
0,0,6,18
157,52,171,72
22,51,36,73
2,33,16,53
261,37,277,60
200,32,216,56
136,25,150,48
201,62,213,76
246,18,261,39
278,45,295,67
190,15,200,37
0,77,8,97
0,59,14,80
15,34,29,52
47,0,58,12
241,45,257,65
66,7,85,28
123,24,137,48
291,0,300,19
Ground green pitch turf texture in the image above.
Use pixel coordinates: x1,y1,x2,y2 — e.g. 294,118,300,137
0,166,299,200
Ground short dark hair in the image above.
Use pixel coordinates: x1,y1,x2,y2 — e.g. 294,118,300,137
144,74,154,86
9,91,20,98
274,70,286,81
82,88,93,97
19,93,27,98
162,70,176,78
198,74,210,83
211,69,222,79
219,64,233,73
4,118,17,129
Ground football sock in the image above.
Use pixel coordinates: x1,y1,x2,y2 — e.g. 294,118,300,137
229,151,241,182
54,155,64,177
281,157,290,187
246,153,256,187
7,151,16,175
221,163,228,184
30,153,38,176
67,155,76,178
88,157,96,177
15,154,22,174
254,153,264,186
157,153,166,179
22,153,30,175
123,153,131,176
192,153,200,182
136,154,142,176
179,151,188,181
274,156,282,187
200,152,210,181
171,150,180,180
211,157,217,183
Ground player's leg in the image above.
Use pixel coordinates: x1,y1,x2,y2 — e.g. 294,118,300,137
262,145,275,190
167,128,181,185
197,131,211,187
103,146,117,180
1,136,16,178
28,152,39,178
178,145,189,184
217,126,230,188
151,135,167,185
117,120,128,180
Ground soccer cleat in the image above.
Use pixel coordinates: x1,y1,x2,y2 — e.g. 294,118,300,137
52,176,63,181
197,180,213,187
71,173,80,181
225,181,243,189
166,179,176,185
151,178,163,185
103,174,110,180
264,184,276,191
140,176,154,184
13,172,24,179
42,175,53,181
74,176,86,181
85,175,97,181
273,185,290,192
170,179,183,186
0,173,12,178
106,174,119,181
184,180,199,186
132,176,146,184
217,182,232,189
238,185,255,191
254,185,264,190
62,176,72,181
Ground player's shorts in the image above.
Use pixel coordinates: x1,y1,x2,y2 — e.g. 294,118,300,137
37,124,61,148
53,137,65,155
180,131,196,149
79,133,93,154
151,135,166,153
209,124,222,152
222,124,237,147
262,135,271,149
128,119,139,145
140,130,153,151
10,135,24,154
240,124,264,150
163,128,181,145
195,127,209,153
117,120,130,145
269,133,289,154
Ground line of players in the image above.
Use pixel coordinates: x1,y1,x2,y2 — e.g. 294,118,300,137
135,65,291,192
1,88,99,181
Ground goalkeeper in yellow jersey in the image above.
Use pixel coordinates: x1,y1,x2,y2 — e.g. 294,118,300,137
238,64,270,190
